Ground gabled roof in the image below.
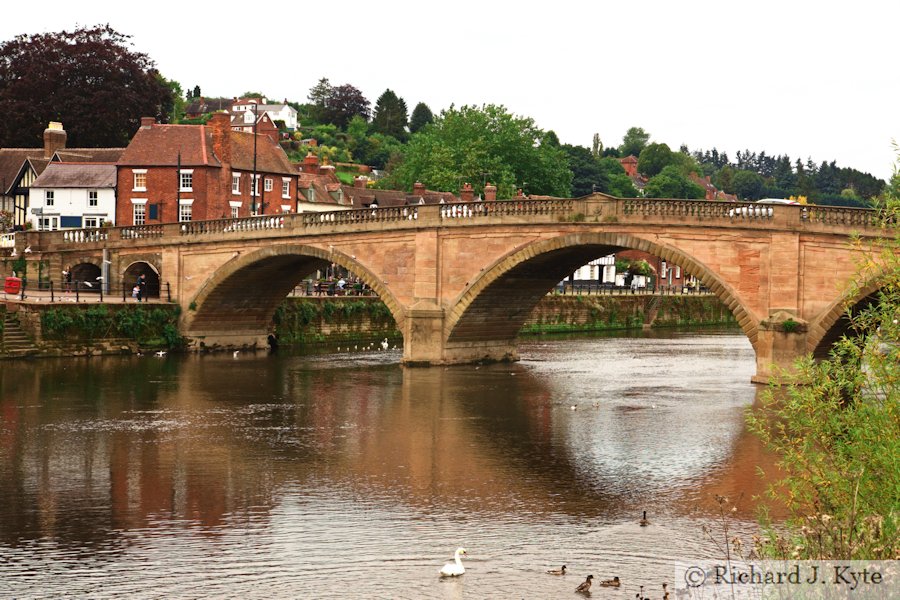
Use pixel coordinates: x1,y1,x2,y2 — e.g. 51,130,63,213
31,163,117,189
297,170,346,206
227,130,295,175
184,97,233,115
0,149,44,195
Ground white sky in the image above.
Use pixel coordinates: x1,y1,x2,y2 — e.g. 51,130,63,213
3,0,898,181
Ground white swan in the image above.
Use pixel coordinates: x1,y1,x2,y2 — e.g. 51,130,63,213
439,547,467,577
381,338,389,350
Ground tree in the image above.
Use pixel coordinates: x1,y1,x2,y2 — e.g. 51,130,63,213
159,75,185,123
383,104,571,198
562,144,607,196
371,89,408,140
192,85,201,99
747,164,899,560
643,165,704,199
732,169,765,200
409,102,434,133
591,133,602,157
596,157,638,198
0,25,174,147
306,77,332,124
321,83,370,129
619,126,650,158
637,142,674,178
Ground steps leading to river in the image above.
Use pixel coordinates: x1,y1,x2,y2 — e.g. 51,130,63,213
2,313,39,357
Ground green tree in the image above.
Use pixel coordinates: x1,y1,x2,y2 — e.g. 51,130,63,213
383,104,571,198
595,157,638,197
307,77,332,124
409,102,434,133
747,166,899,560
643,165,704,199
732,169,765,200
159,76,185,123
637,142,674,177
619,126,650,158
371,89,408,140
562,144,607,196
0,25,174,147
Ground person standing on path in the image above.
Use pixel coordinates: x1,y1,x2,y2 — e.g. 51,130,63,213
136,273,146,302
62,265,72,293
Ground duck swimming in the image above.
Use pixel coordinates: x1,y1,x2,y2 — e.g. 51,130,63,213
575,574,593,593
639,510,650,526
439,547,467,577
599,576,620,587
546,565,567,575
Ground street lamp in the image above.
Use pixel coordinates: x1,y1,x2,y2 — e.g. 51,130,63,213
251,103,258,215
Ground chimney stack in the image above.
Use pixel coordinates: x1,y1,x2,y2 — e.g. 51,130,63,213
209,112,231,163
140,117,156,128
302,152,320,175
43,122,67,158
484,182,497,201
413,181,426,197
354,175,368,188
460,182,474,202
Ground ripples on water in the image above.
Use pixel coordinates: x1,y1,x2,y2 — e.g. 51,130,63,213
0,329,774,598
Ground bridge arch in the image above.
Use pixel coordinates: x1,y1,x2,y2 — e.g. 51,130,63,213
444,232,758,350
808,277,886,358
183,243,406,341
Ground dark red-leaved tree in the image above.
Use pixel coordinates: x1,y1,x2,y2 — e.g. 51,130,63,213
321,84,370,129
0,25,174,147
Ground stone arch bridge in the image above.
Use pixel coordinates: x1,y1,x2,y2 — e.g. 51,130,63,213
17,195,887,383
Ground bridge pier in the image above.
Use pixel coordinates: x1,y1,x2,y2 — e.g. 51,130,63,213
401,300,519,366
183,329,269,351
752,310,809,384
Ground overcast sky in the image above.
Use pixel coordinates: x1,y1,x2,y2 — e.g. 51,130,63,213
3,0,898,181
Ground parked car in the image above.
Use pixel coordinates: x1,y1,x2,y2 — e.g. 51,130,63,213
756,198,799,205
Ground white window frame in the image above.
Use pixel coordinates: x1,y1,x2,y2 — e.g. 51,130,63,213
84,216,100,228
133,169,147,192
264,177,273,192
229,200,241,219
178,198,194,223
252,175,260,197
45,190,54,207
179,169,194,192
282,178,290,198
132,199,147,225
232,173,241,195
88,190,98,207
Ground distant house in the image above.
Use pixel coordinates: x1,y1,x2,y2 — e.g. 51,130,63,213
295,153,352,212
340,178,460,209
618,155,647,195
116,114,297,224
689,172,737,201
0,122,124,228
29,163,117,230
232,98,298,131
230,110,279,143
183,97,233,120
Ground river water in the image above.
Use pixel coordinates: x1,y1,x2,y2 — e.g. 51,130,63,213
0,329,777,599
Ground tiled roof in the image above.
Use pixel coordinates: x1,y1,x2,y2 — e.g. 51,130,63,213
297,171,345,206
55,148,124,163
227,130,295,175
118,125,220,167
184,98,232,115
339,185,458,208
118,123,295,175
31,163,117,188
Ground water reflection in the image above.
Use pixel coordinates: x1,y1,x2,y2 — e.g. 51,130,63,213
0,329,778,598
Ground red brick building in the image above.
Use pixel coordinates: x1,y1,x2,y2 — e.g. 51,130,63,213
116,113,297,225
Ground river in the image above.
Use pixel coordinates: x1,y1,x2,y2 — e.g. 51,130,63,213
0,328,778,599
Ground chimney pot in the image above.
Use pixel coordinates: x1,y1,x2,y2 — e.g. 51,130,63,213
460,182,474,202
484,182,497,201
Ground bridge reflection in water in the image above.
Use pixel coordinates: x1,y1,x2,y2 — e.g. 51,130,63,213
0,329,780,598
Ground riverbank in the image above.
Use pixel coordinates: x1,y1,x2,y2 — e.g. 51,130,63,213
1,293,736,358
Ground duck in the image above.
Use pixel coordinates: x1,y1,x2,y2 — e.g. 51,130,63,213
439,547,467,577
575,574,593,593
639,510,650,526
546,565,567,575
154,350,167,358
599,576,620,587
